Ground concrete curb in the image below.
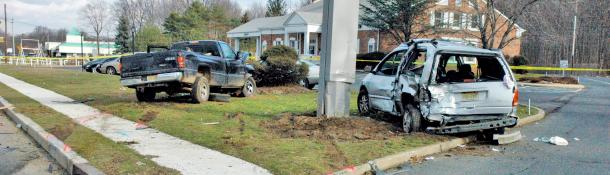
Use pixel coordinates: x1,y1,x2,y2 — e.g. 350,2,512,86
515,106,546,127
333,107,547,175
519,82,585,89
0,97,104,175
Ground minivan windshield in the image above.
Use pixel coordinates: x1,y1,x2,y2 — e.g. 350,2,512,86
435,54,507,84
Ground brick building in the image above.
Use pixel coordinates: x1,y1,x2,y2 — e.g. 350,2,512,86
227,0,525,58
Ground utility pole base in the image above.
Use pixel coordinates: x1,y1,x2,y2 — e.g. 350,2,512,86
318,81,352,118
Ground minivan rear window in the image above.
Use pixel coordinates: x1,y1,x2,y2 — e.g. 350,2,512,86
436,54,506,83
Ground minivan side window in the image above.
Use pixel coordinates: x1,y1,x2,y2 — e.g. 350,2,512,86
219,43,236,59
377,51,407,76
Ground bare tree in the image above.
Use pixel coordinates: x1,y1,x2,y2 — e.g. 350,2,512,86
81,0,109,56
247,1,267,19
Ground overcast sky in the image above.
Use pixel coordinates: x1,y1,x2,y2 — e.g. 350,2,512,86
1,0,301,35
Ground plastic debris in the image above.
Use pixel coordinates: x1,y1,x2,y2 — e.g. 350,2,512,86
425,156,435,160
491,148,500,152
135,122,149,130
533,137,550,142
458,144,466,148
549,136,568,146
573,137,580,141
203,122,220,125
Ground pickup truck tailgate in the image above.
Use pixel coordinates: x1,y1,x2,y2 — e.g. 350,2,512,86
121,51,181,78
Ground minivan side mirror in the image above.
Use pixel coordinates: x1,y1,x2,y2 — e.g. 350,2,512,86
235,51,242,60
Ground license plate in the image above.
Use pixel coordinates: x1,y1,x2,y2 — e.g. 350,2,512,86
461,92,479,101
147,75,157,81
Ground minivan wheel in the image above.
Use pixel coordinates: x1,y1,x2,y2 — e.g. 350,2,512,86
107,67,116,75
402,104,422,133
191,77,210,103
240,77,256,97
136,88,155,102
357,90,372,116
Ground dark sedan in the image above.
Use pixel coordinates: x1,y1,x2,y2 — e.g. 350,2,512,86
82,58,112,72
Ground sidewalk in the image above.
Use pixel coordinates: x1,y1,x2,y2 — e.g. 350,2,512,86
0,73,271,175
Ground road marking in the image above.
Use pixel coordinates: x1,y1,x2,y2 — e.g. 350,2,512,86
581,78,610,85
0,73,271,175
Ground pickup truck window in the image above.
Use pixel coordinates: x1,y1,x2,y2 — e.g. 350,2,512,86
220,43,236,59
173,42,221,57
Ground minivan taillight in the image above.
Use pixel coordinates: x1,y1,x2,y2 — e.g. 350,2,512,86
177,52,185,68
513,88,519,107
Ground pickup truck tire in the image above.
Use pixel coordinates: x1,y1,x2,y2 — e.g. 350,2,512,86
136,88,156,102
191,77,210,103
240,77,256,97
402,104,422,133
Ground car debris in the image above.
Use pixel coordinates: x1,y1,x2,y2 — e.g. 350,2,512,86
358,39,518,135
424,156,435,160
491,148,500,152
549,136,569,146
573,137,580,141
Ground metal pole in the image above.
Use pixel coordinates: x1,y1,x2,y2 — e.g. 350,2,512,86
317,0,359,117
571,15,577,69
4,4,7,58
11,18,14,56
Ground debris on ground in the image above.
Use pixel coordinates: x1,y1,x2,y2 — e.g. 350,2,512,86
534,136,569,146
262,113,404,140
519,76,579,84
424,156,435,160
16,124,21,128
549,136,569,146
573,137,580,141
203,122,220,125
491,148,500,152
257,85,312,95
458,144,466,148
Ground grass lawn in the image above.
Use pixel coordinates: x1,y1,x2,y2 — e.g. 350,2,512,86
0,65,446,175
0,82,179,174
517,105,540,119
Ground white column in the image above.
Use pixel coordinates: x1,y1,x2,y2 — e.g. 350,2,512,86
284,32,289,46
234,38,240,51
317,0,359,117
255,36,261,58
303,31,310,55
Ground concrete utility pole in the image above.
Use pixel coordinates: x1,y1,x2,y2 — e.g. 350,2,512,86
11,18,14,56
570,3,578,68
4,4,7,57
317,0,359,117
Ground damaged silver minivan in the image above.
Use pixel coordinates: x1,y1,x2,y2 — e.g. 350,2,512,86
358,39,519,134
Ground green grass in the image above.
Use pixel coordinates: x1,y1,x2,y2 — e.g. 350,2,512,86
517,105,539,119
0,83,179,175
0,65,444,174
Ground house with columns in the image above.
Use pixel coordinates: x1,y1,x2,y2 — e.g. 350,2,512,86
228,0,525,58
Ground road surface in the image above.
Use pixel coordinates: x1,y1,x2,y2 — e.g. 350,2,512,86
388,77,610,175
0,113,65,175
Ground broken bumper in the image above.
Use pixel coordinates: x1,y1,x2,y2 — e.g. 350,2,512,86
121,72,183,87
426,117,518,134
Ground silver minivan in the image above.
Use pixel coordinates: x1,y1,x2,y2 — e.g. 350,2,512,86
358,39,519,134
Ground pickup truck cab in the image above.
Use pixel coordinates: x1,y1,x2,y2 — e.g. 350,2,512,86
120,40,256,103
358,39,519,134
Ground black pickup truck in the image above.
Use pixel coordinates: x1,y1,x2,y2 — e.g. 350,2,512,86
120,40,256,103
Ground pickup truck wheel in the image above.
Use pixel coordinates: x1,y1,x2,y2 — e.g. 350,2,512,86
402,104,422,133
136,88,155,102
107,67,116,75
357,90,373,116
240,77,256,97
191,77,210,103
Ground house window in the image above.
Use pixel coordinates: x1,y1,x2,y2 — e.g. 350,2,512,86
434,11,444,27
289,38,298,53
452,12,462,28
456,0,462,6
262,41,268,51
368,38,377,53
470,14,480,29
274,38,282,46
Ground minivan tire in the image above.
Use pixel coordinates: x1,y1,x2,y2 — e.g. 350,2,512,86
402,104,422,133
191,76,210,103
136,88,155,102
107,67,117,75
357,90,373,116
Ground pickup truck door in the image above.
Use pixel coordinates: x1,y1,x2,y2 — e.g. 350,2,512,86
218,42,245,87
366,50,407,114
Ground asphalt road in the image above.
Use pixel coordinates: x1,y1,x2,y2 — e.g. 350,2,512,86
0,114,65,175
386,77,610,175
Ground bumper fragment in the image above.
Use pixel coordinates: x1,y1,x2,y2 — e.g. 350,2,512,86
426,117,518,134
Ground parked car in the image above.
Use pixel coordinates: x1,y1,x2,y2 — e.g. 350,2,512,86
82,58,111,72
120,40,256,103
99,57,121,75
298,59,320,89
358,39,519,135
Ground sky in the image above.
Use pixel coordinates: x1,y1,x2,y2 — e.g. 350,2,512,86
1,0,302,35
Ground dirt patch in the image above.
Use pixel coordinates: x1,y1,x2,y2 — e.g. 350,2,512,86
519,76,579,84
262,113,403,141
257,84,312,95
138,111,158,124
49,123,76,141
